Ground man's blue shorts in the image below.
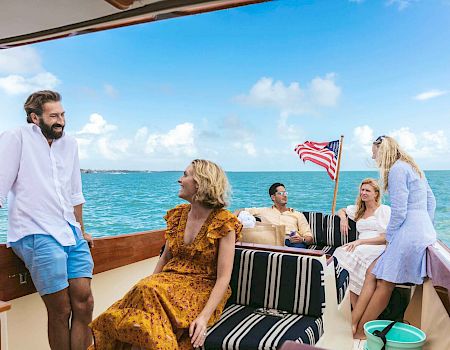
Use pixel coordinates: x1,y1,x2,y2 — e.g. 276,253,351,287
10,225,94,296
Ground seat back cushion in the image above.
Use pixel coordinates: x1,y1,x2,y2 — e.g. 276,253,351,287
240,223,286,247
322,214,358,247
229,248,325,317
302,212,324,245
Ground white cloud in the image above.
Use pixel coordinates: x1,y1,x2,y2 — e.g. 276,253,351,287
236,74,341,117
0,72,60,95
309,74,341,107
386,0,417,10
422,130,448,150
145,122,196,156
233,142,257,156
390,127,417,151
74,112,197,163
390,127,448,158
351,125,449,160
277,115,302,144
353,125,375,154
98,137,130,160
75,138,92,160
77,113,117,135
414,89,448,101
0,47,60,95
0,47,42,75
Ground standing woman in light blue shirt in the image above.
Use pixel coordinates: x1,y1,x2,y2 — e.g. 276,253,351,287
0,90,94,350
352,135,437,339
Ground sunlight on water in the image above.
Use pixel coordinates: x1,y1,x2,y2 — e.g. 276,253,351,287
0,171,449,246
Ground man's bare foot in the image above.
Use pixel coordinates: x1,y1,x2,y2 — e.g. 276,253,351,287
352,323,357,335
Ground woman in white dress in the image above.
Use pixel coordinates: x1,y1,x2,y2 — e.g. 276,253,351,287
333,178,391,309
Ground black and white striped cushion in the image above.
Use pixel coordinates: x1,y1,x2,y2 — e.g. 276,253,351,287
333,256,350,304
229,249,326,317
301,212,324,244
307,244,336,255
322,215,358,247
204,304,324,349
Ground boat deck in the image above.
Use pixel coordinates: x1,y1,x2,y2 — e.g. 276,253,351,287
353,339,366,350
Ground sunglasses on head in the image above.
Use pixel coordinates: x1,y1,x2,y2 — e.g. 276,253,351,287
373,135,386,145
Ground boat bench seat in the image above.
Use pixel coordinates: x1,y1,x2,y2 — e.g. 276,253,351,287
333,256,350,305
302,212,358,256
204,248,325,349
302,212,354,304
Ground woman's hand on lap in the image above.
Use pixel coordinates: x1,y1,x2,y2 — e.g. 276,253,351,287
343,239,361,252
190,314,209,348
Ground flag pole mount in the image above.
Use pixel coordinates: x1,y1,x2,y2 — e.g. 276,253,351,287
331,135,344,215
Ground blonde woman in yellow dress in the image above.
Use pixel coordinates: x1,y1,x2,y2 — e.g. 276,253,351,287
89,159,242,349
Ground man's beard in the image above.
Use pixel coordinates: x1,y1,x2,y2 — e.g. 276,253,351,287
39,119,65,140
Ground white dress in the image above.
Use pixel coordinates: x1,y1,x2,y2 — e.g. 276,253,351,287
333,204,391,295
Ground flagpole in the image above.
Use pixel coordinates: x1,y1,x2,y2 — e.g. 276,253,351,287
331,135,344,215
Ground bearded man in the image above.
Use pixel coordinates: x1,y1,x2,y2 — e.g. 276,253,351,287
0,90,94,350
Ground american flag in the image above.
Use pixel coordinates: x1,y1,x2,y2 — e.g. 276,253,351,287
294,140,340,180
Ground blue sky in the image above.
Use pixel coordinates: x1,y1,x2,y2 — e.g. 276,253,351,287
1,0,449,171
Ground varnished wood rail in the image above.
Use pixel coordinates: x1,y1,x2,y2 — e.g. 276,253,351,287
0,230,165,301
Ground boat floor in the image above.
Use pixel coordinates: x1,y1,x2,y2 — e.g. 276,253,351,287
353,339,366,350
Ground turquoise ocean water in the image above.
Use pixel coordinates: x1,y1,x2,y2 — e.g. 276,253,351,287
0,171,449,246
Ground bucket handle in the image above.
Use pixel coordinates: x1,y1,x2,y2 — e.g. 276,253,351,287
372,321,397,350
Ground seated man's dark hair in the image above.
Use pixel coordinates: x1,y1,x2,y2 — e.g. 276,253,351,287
269,182,285,197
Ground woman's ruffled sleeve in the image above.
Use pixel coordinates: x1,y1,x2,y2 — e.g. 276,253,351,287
207,210,243,244
164,204,186,241
346,205,357,221
375,205,391,232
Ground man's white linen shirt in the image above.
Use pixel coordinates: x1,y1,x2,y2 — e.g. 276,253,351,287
0,124,85,247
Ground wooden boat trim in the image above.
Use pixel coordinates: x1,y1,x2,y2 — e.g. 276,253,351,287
0,301,11,313
0,229,165,301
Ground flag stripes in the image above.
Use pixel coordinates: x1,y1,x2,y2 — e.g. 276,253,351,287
294,140,340,180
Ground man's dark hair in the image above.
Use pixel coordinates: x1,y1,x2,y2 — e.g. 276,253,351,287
269,182,285,197
24,90,61,123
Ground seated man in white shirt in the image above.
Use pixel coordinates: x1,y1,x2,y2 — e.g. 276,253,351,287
0,90,94,350
236,182,313,248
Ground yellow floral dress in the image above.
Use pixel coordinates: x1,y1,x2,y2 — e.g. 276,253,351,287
89,204,242,350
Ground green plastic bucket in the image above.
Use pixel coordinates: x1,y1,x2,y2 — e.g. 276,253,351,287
364,320,426,350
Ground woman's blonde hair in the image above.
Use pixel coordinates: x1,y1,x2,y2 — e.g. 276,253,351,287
354,178,381,221
374,136,423,192
191,159,230,209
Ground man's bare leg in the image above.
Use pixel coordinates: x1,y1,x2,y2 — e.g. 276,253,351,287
42,288,72,350
354,279,395,339
69,277,94,350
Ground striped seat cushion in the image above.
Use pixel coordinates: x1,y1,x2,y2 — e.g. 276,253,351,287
322,214,358,247
333,256,349,304
306,244,336,255
204,304,324,349
301,212,324,244
229,249,326,317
